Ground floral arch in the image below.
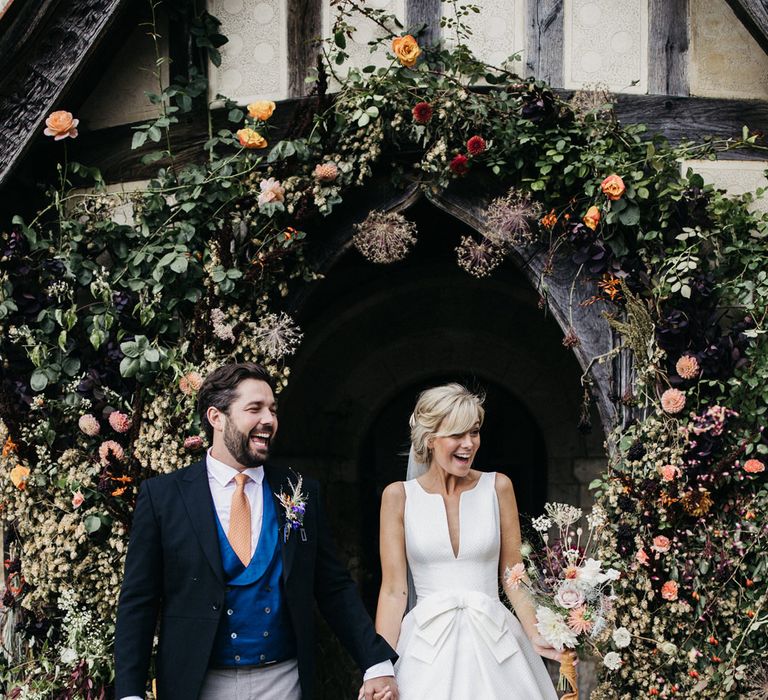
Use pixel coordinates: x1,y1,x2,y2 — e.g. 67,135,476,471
0,2,767,698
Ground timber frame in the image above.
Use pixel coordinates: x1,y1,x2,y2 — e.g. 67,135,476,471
1,0,767,200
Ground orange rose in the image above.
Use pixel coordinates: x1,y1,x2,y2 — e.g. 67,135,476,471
744,458,765,474
44,110,79,140
10,464,30,490
601,174,626,201
392,35,421,68
583,205,601,230
247,100,276,121
236,128,268,149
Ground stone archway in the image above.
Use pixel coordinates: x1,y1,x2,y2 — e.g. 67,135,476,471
273,197,608,601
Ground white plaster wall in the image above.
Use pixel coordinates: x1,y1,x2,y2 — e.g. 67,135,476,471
682,159,768,212
79,20,168,130
322,0,407,84
207,0,288,104
563,0,648,93
440,0,525,73
689,0,768,100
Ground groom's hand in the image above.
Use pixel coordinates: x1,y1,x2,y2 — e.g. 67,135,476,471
361,675,398,700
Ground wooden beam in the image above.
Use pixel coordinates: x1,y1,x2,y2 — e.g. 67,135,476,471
0,0,137,189
44,90,763,186
525,0,564,86
724,0,768,56
406,0,442,47
287,0,323,98
648,0,689,96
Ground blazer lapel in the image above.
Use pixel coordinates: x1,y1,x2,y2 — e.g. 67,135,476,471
178,459,225,584
264,463,298,582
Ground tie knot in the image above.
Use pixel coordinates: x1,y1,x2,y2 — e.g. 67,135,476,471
234,472,249,487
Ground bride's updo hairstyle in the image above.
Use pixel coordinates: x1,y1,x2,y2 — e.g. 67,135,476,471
410,383,485,464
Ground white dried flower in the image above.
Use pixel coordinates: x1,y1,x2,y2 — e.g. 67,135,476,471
352,210,417,264
603,651,622,670
544,502,583,528
612,627,631,648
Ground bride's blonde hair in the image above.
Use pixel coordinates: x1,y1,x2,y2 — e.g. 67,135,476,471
409,383,485,464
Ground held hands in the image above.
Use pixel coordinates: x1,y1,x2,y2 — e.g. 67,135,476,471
357,675,399,700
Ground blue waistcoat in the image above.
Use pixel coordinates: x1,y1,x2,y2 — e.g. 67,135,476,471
209,478,296,667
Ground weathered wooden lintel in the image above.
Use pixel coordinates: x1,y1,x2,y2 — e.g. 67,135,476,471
724,0,768,56
648,0,689,96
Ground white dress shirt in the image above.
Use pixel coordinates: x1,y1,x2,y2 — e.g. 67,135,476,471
119,452,392,700
206,450,264,555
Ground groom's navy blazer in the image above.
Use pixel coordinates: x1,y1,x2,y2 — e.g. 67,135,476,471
114,459,395,700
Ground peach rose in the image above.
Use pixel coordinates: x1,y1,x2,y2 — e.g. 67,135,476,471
601,174,626,201
236,128,268,149
659,464,680,482
676,354,700,380
10,464,30,490
72,491,84,508
661,388,686,415
247,100,276,121
661,580,679,601
636,548,649,565
44,110,79,140
392,35,421,67
744,459,765,474
583,205,601,230
652,535,671,553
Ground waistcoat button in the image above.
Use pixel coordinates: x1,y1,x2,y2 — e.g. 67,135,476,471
231,632,237,639
263,631,269,637
264,607,271,614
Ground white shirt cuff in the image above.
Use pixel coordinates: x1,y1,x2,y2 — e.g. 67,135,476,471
363,660,395,681
119,696,144,700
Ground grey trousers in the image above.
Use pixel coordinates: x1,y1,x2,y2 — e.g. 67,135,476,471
199,659,301,700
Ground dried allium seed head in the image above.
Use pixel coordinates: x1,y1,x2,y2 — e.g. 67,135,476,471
483,188,543,248
353,211,418,264
253,312,303,360
455,236,504,278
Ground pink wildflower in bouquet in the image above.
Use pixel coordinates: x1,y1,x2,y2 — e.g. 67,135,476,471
505,502,623,698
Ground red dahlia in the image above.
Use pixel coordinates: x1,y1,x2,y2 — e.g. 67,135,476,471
467,135,486,155
449,154,469,175
412,101,433,124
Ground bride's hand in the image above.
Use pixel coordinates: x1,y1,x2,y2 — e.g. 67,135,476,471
530,634,575,664
357,682,395,700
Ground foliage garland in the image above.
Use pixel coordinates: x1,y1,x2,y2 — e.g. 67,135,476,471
0,1,767,697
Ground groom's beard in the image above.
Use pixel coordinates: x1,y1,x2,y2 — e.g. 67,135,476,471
223,421,270,467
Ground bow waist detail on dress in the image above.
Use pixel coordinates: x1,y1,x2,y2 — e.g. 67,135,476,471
408,590,520,665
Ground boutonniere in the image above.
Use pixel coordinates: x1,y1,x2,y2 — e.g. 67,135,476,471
276,472,308,543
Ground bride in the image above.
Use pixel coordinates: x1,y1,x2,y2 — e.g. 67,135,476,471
374,383,559,699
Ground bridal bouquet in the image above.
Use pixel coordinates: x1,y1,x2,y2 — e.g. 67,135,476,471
505,503,620,699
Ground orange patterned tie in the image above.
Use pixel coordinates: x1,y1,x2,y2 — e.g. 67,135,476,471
228,473,251,566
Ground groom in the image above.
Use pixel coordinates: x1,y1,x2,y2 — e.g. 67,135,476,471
114,362,397,700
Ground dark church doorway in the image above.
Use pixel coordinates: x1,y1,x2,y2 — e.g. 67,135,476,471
274,198,604,614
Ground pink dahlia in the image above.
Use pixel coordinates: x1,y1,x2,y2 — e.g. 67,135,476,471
661,388,686,415
675,354,700,380
661,580,679,601
314,162,339,183
184,436,205,451
78,414,100,436
744,458,765,474
108,411,132,433
412,101,433,124
467,135,487,156
99,440,125,466
179,371,203,396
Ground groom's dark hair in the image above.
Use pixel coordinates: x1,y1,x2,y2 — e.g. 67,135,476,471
197,362,276,442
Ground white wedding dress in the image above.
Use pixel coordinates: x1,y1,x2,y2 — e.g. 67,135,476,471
394,472,558,699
